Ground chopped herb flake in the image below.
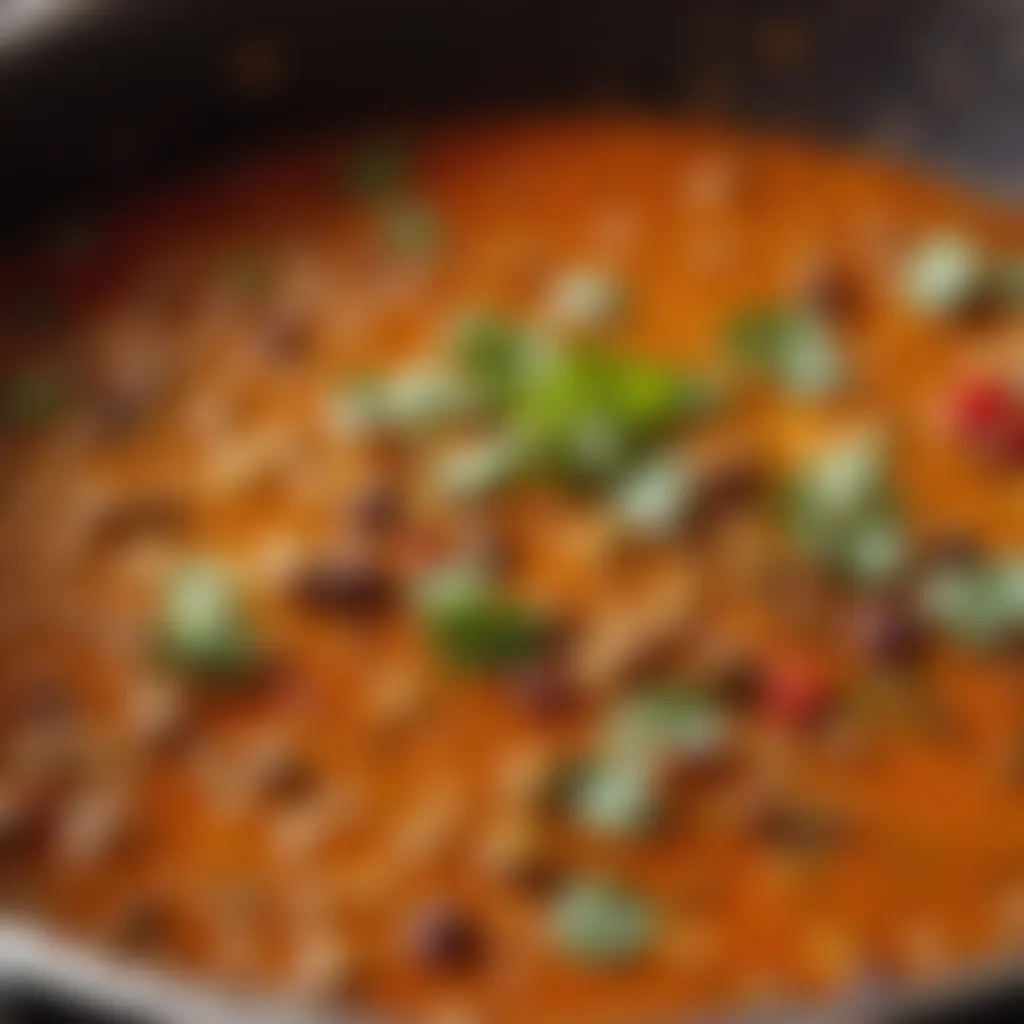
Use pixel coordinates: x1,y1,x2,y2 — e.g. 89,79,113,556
568,758,661,836
155,563,263,681
547,270,628,333
786,430,906,586
436,432,531,502
731,307,845,398
918,557,1024,648
514,348,710,485
550,881,656,965
416,567,549,670
451,313,536,410
334,367,475,437
611,454,694,539
607,689,731,765
904,235,985,316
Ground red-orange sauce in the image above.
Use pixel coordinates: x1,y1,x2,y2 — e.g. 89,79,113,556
0,119,1022,1023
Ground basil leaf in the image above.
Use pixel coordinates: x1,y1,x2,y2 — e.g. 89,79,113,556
451,314,537,410
416,567,549,669
513,349,707,485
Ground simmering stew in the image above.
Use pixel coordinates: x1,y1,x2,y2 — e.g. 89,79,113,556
1,119,1023,1023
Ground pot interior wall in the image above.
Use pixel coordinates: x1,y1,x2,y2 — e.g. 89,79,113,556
1,0,1023,239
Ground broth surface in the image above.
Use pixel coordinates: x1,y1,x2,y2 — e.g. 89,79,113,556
0,119,1023,1023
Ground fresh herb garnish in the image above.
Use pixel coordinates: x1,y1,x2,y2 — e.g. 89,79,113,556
730,306,846,398
550,880,657,965
340,317,717,525
451,313,537,411
415,566,550,670
546,270,628,333
333,367,476,437
435,432,532,502
155,563,264,681
606,688,731,765
918,556,1024,649
611,454,695,539
563,689,731,837
567,758,661,836
513,348,710,485
903,234,985,316
785,430,906,585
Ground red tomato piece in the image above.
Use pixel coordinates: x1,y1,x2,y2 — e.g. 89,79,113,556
947,375,1024,466
761,657,832,728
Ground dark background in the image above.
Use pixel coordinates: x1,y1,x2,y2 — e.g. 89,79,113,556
0,0,1021,1020
3,0,1024,240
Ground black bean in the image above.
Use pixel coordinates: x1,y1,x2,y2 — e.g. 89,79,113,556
407,903,484,971
512,664,579,720
849,600,922,665
290,553,395,617
253,745,317,803
6,675,74,730
750,798,850,854
93,386,153,436
952,286,1001,328
694,456,765,529
90,358,173,438
349,484,403,536
804,263,864,323
259,312,307,364
91,494,190,549
706,652,760,711
917,533,983,575
0,792,45,856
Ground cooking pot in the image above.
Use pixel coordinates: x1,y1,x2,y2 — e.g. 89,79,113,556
0,2,1020,1021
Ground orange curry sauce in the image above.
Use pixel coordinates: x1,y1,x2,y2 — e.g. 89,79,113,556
0,119,1022,1023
